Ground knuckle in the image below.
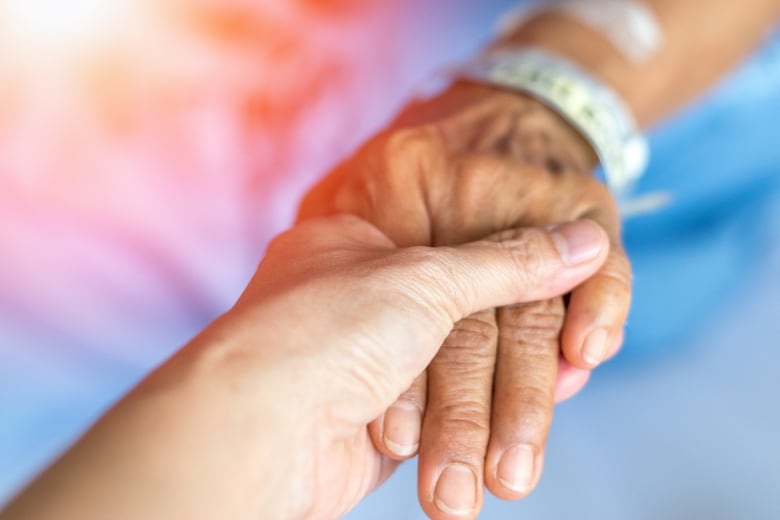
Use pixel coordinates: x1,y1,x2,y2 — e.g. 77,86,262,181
467,110,519,155
457,154,507,181
339,125,444,211
332,171,377,218
494,230,554,286
600,253,634,297
514,386,554,417
608,247,633,275
445,315,497,352
392,246,474,321
380,126,443,170
500,300,565,344
451,155,515,214
438,420,491,455
501,390,553,435
500,316,560,357
436,400,492,438
500,336,558,362
430,352,495,387
395,246,460,289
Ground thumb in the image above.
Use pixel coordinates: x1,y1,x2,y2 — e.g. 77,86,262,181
362,220,609,406
415,220,610,322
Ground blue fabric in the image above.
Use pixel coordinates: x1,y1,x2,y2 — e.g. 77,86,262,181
622,36,780,358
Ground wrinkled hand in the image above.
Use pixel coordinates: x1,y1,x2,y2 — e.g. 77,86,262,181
299,83,632,517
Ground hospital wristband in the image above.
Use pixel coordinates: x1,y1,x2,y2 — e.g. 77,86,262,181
452,48,649,195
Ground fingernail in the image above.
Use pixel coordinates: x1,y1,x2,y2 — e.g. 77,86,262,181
497,444,536,494
434,463,477,515
549,221,605,265
383,401,421,457
582,328,610,367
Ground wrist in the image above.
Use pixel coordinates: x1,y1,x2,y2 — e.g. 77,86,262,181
449,48,648,192
400,80,598,173
1,326,309,520
168,324,316,518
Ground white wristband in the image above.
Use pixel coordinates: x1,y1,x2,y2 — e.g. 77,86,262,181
498,0,664,65
453,48,649,194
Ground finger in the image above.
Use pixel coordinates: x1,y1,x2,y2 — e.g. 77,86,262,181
417,310,497,519
393,220,609,334
554,357,591,403
359,220,608,411
368,373,427,460
485,299,562,500
288,218,608,431
561,245,632,369
552,315,627,404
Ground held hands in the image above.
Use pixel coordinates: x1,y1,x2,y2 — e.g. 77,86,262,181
1,88,624,520
217,216,610,519
0,216,608,520
299,83,632,514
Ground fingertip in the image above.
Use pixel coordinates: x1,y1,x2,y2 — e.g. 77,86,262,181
582,327,612,368
495,444,539,498
382,401,422,460
485,443,545,502
564,323,628,370
548,219,610,267
431,463,480,518
554,358,591,403
369,407,422,462
562,252,632,369
562,323,615,370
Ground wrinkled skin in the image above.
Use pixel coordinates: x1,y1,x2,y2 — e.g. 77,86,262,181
299,83,632,518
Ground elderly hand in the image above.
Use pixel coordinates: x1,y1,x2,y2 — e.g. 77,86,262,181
299,83,632,515
0,216,608,520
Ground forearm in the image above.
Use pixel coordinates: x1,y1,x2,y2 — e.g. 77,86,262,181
497,0,780,126
0,329,302,520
